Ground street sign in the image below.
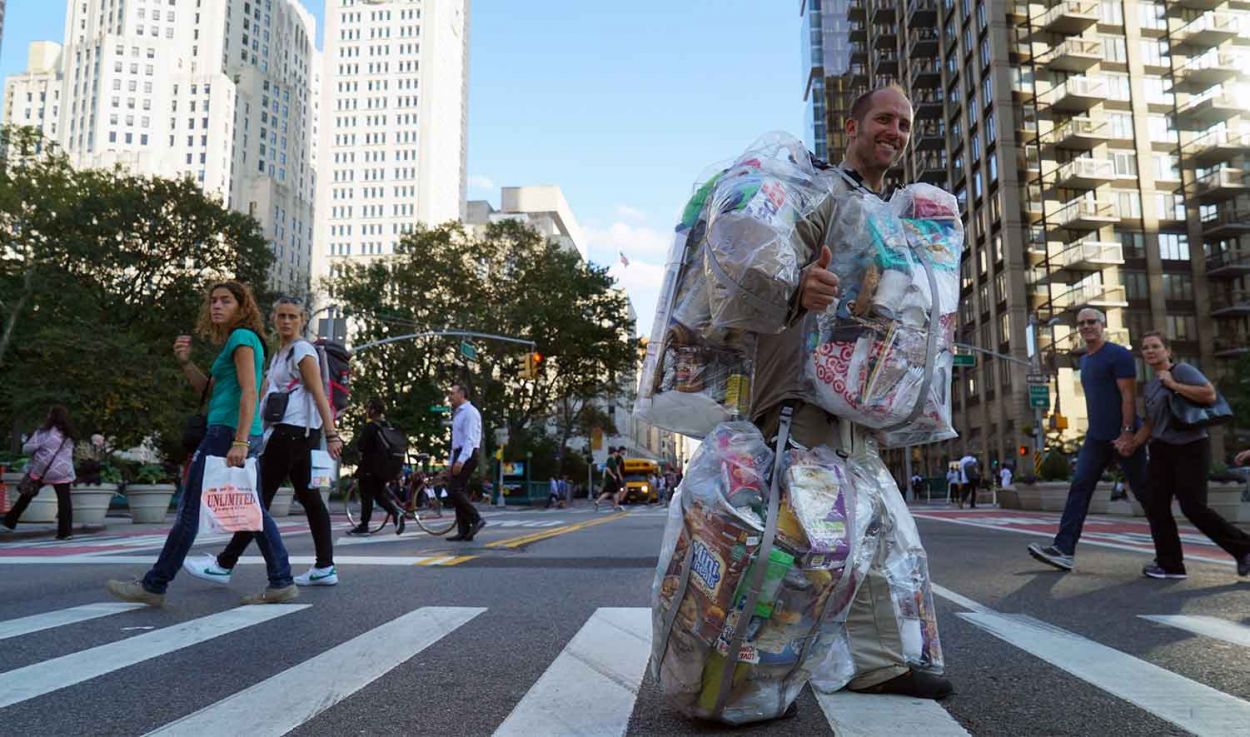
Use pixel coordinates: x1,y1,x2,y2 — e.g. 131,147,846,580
494,427,509,446
1029,384,1050,409
1026,373,1049,385
953,353,976,367
429,404,451,414
460,340,478,362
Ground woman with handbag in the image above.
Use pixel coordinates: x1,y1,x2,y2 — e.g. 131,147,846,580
183,296,344,587
2,405,76,539
106,281,295,607
1116,331,1250,579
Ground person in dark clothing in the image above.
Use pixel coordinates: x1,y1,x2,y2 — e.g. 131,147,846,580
445,382,485,542
1119,332,1250,579
350,398,404,536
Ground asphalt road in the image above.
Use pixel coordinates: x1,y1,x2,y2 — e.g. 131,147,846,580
1,500,1248,736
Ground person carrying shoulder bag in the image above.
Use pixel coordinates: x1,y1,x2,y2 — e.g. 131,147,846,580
3,405,76,539
183,296,345,587
1117,331,1250,579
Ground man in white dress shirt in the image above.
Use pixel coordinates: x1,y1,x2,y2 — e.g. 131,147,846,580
446,383,486,541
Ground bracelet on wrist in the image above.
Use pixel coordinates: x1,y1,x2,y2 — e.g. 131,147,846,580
231,440,250,448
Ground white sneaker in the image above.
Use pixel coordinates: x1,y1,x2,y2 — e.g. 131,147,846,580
182,554,233,586
294,565,338,587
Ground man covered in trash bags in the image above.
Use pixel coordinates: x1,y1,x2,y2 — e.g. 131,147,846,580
754,84,953,701
651,84,953,726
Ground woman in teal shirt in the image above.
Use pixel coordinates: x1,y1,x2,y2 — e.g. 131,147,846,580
108,281,294,606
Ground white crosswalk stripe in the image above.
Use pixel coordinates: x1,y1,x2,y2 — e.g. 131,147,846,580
0,602,146,641
1140,614,1250,649
815,692,971,737
494,607,651,737
0,604,309,709
145,606,485,737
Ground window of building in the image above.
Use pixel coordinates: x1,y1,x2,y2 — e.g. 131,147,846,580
1117,191,1142,218
1100,35,1127,63
1153,153,1179,181
1124,270,1149,300
1166,315,1196,341
1118,231,1145,259
1112,151,1137,177
1161,273,1193,301
1158,233,1189,260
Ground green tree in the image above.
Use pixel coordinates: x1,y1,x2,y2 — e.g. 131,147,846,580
324,219,636,465
0,126,273,456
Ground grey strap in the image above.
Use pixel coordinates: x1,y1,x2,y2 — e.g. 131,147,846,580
883,242,942,432
703,244,791,327
713,403,794,718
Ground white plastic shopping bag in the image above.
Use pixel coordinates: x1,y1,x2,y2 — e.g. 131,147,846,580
310,449,335,489
199,456,263,535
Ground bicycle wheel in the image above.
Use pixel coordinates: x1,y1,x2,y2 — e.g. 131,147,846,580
414,509,457,536
343,486,390,534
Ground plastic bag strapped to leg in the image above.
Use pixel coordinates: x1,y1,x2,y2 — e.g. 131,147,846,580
652,420,874,725
801,180,963,448
634,132,834,439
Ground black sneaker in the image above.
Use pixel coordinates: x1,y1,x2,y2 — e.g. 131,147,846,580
394,514,406,536
463,518,486,541
1237,553,1250,578
1142,562,1187,579
347,526,371,537
848,670,953,700
1028,543,1074,571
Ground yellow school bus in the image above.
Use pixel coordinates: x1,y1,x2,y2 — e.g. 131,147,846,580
620,458,660,503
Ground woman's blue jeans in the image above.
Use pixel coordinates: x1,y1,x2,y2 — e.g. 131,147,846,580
142,425,292,594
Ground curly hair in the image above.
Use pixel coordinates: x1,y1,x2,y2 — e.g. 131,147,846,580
195,281,268,345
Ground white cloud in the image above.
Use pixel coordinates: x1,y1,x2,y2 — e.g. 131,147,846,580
467,175,495,191
584,220,672,264
608,259,667,337
613,204,648,222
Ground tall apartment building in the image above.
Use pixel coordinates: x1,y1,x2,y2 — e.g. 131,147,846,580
3,42,64,144
804,0,1249,470
312,0,470,288
2,0,318,296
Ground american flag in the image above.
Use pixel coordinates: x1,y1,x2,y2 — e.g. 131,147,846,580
619,251,630,267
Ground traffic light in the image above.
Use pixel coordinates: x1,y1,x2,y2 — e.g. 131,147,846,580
1018,445,1029,456
519,352,543,380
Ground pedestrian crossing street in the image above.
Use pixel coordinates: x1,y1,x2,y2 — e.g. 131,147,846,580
3,585,1250,736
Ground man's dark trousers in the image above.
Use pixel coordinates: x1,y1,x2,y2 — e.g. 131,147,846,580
449,448,481,536
1053,436,1150,555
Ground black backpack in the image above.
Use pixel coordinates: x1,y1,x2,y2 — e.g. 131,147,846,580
963,458,981,484
314,339,352,418
366,422,408,481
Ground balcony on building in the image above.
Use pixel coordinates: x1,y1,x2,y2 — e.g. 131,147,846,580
873,24,898,50
1033,0,1100,36
848,0,867,20
913,90,944,120
915,152,948,185
871,0,896,24
848,61,869,86
1177,90,1240,129
1171,11,1242,49
1206,247,1250,279
1052,157,1117,189
1167,0,1226,14
908,28,940,57
1171,50,1245,94
1210,289,1250,318
1212,335,1249,358
1049,281,1129,313
914,119,946,151
876,51,899,76
1038,76,1106,113
1049,239,1125,271
1193,168,1249,204
849,41,868,62
910,59,943,89
908,0,938,26
850,20,867,42
1202,207,1250,238
1184,129,1250,167
1037,38,1103,72
1045,116,1110,150
1051,196,1119,231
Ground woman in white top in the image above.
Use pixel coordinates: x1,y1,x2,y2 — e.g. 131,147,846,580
184,296,345,587
3,405,77,539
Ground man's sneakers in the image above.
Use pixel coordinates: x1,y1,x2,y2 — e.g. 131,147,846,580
848,670,953,700
394,514,406,536
1237,553,1250,578
241,584,299,605
1142,562,1187,579
182,554,233,585
1027,543,1074,572
106,579,165,607
347,526,372,537
462,518,486,541
295,565,338,587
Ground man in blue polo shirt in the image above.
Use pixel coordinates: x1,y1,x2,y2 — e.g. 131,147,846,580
1028,307,1151,571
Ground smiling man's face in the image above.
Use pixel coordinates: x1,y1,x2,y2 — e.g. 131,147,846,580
846,88,912,174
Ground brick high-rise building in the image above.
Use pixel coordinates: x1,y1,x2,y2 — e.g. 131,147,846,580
803,0,1249,470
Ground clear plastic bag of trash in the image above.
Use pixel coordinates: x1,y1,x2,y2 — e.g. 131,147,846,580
800,182,962,447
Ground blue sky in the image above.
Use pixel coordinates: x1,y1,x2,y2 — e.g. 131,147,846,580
1,1,804,331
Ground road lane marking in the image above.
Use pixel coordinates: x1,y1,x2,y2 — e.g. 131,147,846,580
486,513,629,550
933,586,1250,736
0,605,308,709
814,692,970,736
0,603,147,642
914,513,1234,568
493,607,650,737
0,555,473,566
1140,615,1250,648
143,606,485,737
